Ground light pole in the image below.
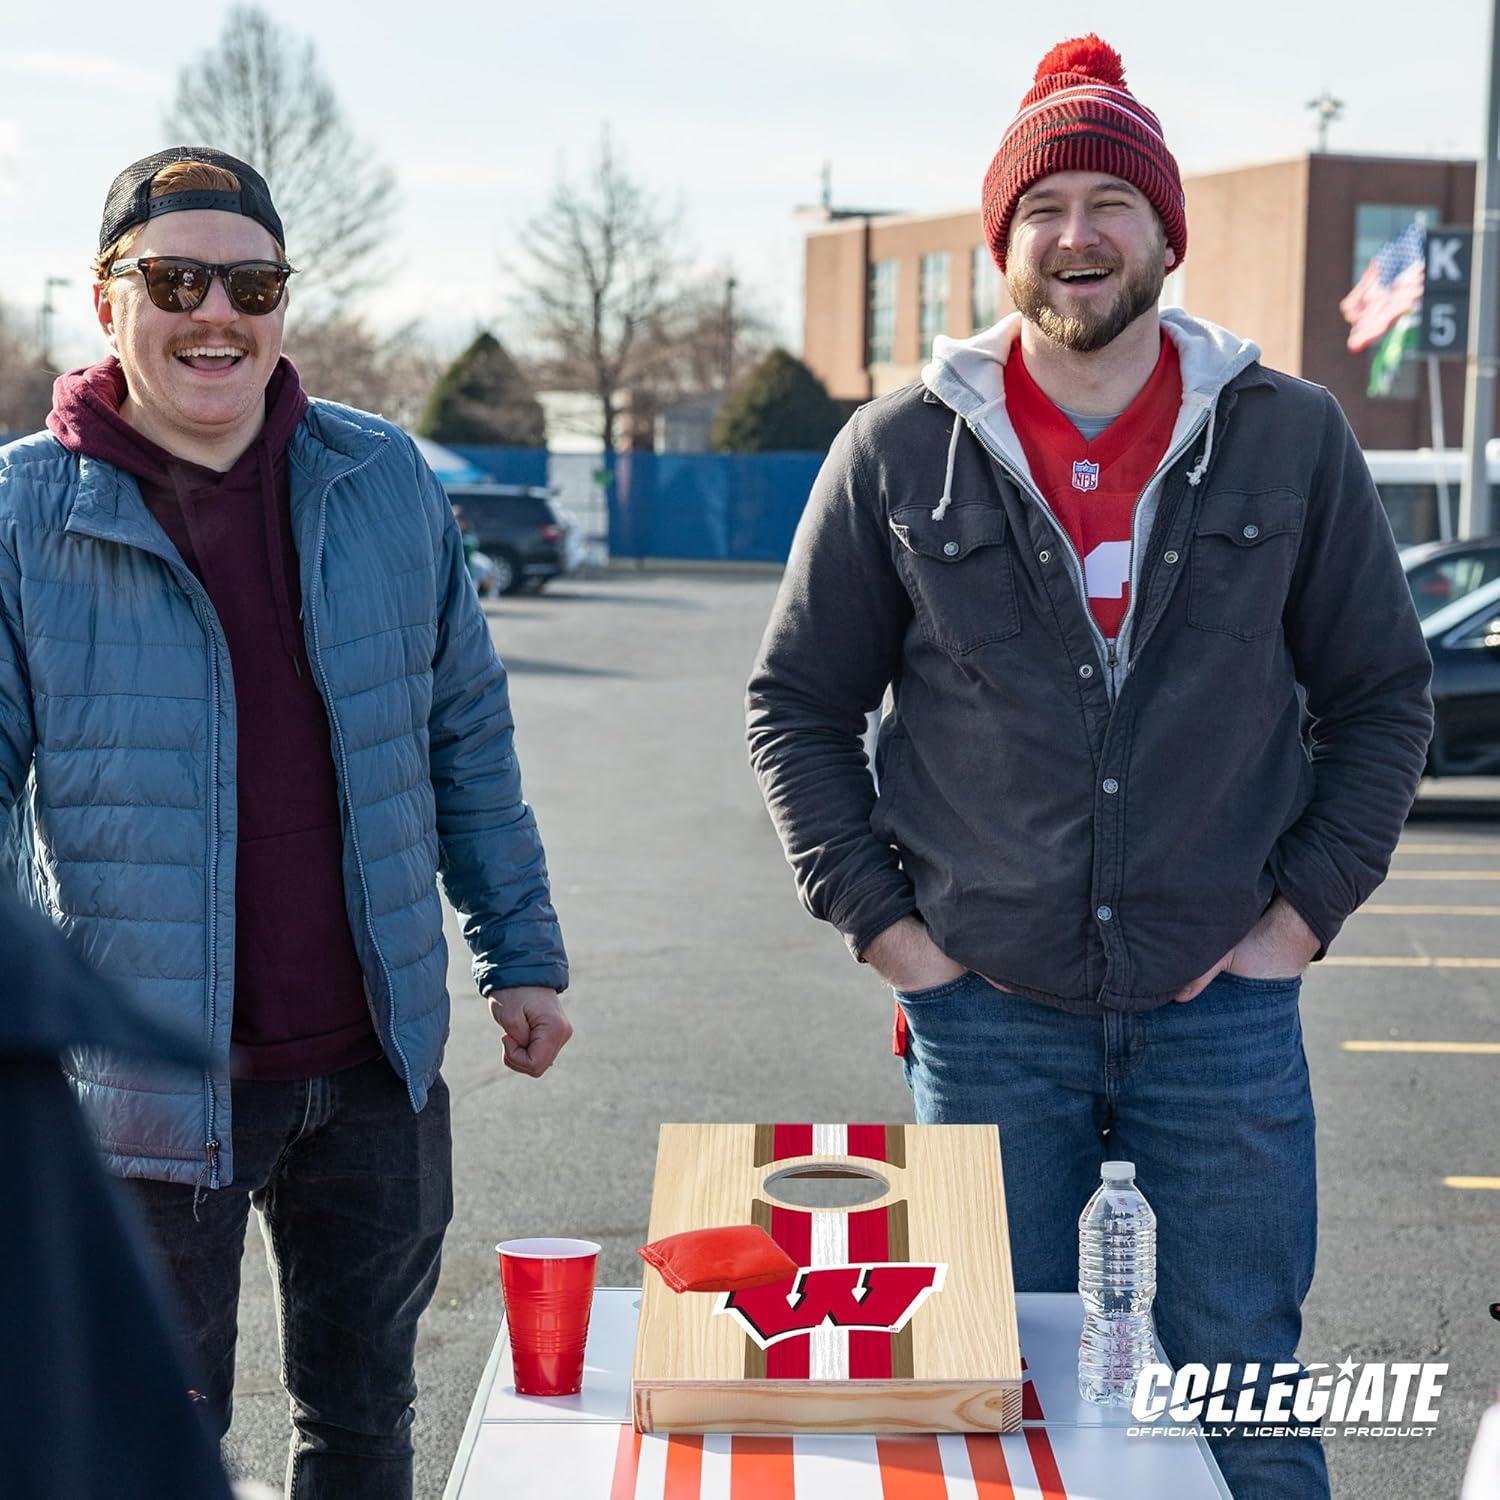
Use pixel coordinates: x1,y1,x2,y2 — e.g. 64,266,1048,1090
1306,88,1344,153
39,276,71,368
1460,0,1500,538
722,275,737,390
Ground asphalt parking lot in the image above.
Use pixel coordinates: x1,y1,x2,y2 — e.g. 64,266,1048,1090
219,569,1500,1500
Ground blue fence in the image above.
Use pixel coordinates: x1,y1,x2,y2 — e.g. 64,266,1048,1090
608,451,823,563
449,445,825,564
449,445,550,487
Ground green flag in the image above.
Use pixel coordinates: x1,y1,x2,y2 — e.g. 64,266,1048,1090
1368,311,1418,397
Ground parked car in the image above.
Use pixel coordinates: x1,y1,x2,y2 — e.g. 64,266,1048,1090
1422,575,1500,776
1401,537,1500,621
444,484,571,596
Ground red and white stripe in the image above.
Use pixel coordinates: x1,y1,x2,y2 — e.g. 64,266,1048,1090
611,1426,1069,1499
763,1123,901,1382
809,1125,850,1379
1003,83,1167,148
1343,262,1424,352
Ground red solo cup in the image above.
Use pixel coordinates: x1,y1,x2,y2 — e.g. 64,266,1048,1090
497,1237,601,1396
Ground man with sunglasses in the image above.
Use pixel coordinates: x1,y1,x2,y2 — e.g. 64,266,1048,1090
0,147,571,1497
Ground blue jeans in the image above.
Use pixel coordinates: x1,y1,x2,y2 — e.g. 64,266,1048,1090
123,1055,453,1500
897,970,1327,1500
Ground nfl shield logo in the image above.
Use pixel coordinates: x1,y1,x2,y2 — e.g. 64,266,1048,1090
1071,459,1100,492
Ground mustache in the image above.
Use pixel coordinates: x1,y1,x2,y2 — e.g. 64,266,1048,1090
1043,254,1123,275
167,334,255,356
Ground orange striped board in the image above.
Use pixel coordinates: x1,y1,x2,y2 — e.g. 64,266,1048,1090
633,1123,1021,1434
607,1427,1072,1497
456,1420,1229,1499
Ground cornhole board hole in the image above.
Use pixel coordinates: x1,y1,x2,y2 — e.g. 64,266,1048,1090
632,1123,1021,1435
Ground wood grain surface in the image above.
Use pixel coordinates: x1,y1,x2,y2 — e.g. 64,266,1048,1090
632,1124,1022,1434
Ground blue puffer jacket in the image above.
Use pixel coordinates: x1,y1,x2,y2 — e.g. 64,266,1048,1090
0,400,568,1187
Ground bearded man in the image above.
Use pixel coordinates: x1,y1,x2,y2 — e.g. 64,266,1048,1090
0,147,571,1497
747,36,1431,1500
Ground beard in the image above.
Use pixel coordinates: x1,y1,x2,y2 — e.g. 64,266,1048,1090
1007,244,1166,354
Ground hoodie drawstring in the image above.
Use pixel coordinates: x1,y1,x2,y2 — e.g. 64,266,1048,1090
1185,400,1219,488
931,413,963,521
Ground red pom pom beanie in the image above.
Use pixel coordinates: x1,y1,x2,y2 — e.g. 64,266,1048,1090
981,35,1186,273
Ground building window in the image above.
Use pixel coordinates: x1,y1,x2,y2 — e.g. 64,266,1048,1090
1352,203,1439,284
1353,203,1440,401
868,259,897,365
972,246,1001,330
920,252,950,349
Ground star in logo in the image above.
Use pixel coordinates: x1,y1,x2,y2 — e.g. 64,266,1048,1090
1336,1358,1358,1381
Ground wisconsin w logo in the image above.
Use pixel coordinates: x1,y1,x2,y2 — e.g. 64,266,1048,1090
715,1263,946,1349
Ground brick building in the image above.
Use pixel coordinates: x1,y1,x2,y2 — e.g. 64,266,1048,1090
801,153,1487,455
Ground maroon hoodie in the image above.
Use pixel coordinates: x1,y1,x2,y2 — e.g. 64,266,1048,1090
49,358,381,1081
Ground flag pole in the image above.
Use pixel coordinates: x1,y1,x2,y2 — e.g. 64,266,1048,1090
1429,356,1454,540
1459,0,1500,538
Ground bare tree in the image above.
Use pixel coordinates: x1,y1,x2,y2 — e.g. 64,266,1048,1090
283,318,443,429
163,4,397,314
0,303,55,437
514,131,680,455
634,268,778,408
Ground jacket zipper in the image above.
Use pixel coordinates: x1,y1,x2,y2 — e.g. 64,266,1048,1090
303,445,418,1108
968,406,1213,700
185,588,225,1190
1111,402,1217,691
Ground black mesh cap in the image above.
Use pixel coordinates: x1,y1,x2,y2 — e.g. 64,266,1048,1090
98,146,285,255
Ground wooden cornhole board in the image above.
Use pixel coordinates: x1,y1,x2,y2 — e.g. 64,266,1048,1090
632,1123,1021,1435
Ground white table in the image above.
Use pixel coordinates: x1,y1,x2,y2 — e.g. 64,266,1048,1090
445,1289,1230,1499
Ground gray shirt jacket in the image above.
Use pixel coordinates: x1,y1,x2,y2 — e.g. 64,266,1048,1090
747,312,1434,1014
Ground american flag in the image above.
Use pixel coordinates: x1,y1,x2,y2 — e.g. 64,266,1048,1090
1341,221,1426,352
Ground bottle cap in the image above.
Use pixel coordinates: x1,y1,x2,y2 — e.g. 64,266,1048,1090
1101,1161,1135,1183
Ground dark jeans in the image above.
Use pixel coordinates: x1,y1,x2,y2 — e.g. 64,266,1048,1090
896,970,1328,1500
124,1054,453,1500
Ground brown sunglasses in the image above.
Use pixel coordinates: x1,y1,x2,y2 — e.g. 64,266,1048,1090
107,256,296,316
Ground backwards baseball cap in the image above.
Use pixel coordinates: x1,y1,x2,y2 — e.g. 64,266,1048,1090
98,145,285,255
981,35,1186,274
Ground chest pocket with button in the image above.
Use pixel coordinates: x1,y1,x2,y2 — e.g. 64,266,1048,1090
1186,488,1305,641
889,502,1020,655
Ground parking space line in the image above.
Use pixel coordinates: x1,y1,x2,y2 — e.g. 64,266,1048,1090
1342,1041,1500,1054
1361,904,1500,915
1395,842,1500,855
1443,1177,1500,1191
1322,956,1500,967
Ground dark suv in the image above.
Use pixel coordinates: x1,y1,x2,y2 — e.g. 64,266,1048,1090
445,484,570,595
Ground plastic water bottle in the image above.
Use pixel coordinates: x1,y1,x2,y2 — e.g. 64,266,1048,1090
1077,1160,1157,1406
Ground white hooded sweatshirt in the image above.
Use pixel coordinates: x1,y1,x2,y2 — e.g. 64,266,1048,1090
920,307,1262,698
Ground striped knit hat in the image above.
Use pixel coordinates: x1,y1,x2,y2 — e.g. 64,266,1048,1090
982,35,1186,273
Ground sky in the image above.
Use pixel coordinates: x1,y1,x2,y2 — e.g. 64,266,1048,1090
2,0,1491,370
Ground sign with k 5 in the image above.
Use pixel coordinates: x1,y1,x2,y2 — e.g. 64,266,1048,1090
1417,226,1472,358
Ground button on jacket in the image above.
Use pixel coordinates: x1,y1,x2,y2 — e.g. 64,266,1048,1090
747,311,1433,1014
0,400,568,1186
